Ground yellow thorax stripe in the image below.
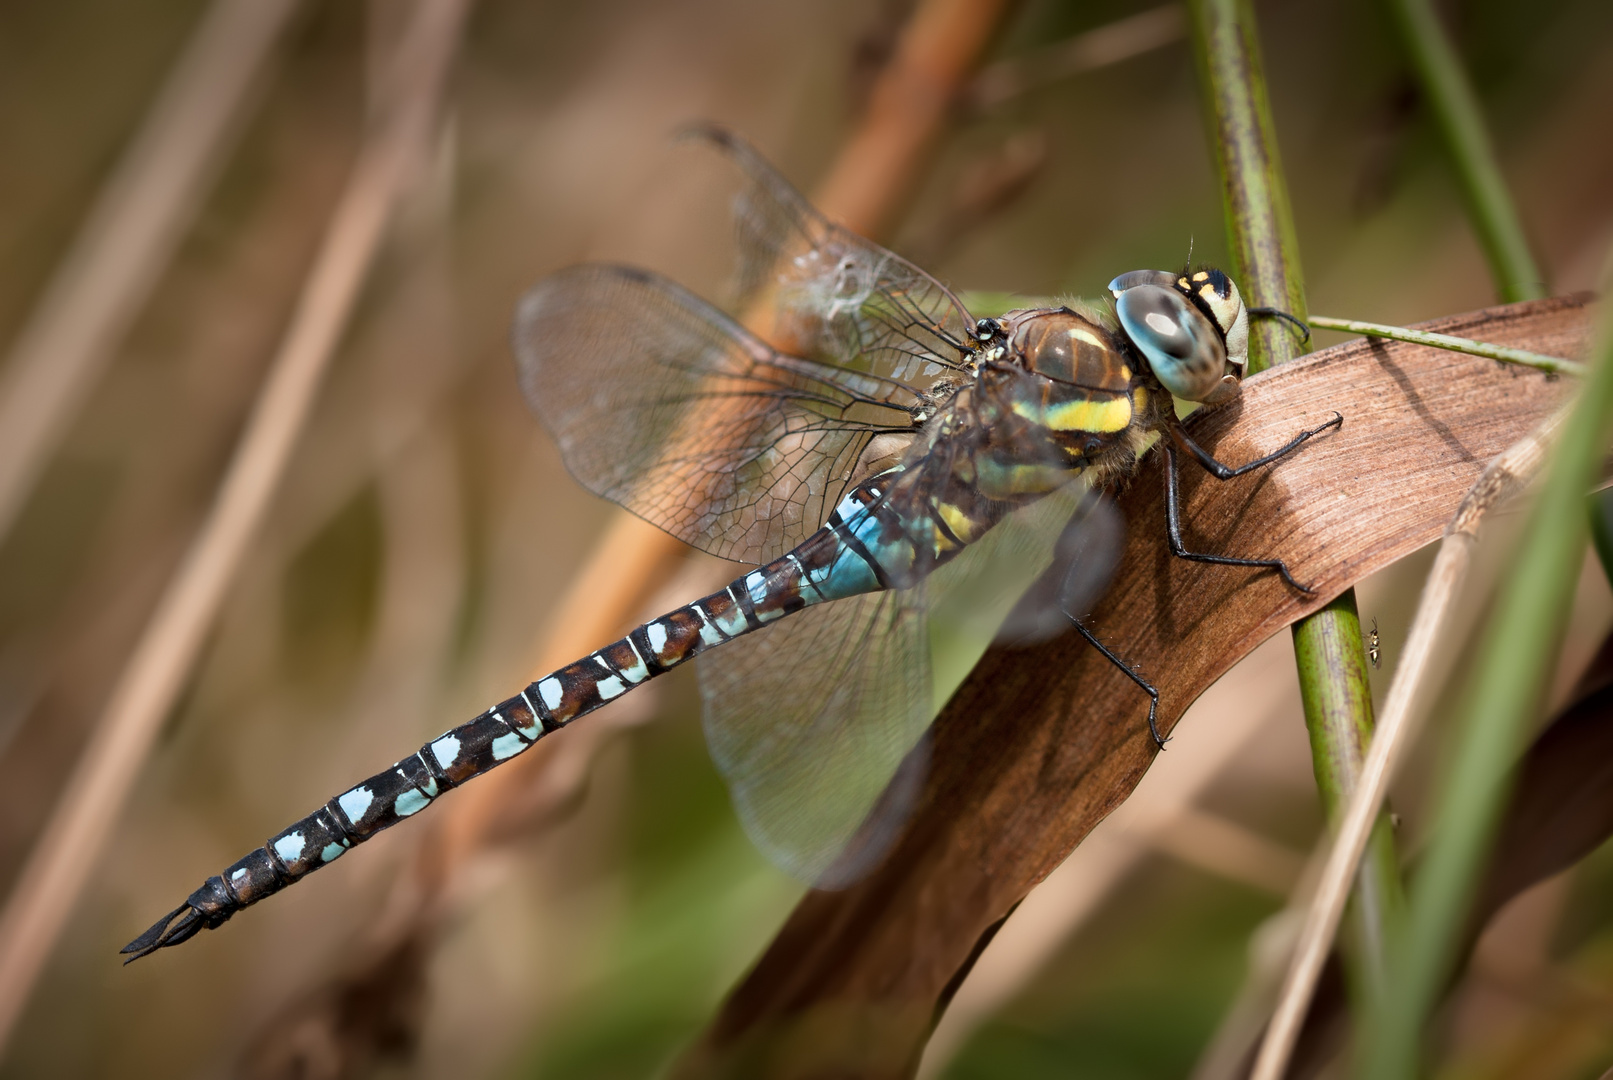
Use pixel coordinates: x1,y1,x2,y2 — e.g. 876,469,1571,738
1036,395,1133,434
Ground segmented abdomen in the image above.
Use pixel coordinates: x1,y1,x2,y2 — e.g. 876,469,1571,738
124,470,940,958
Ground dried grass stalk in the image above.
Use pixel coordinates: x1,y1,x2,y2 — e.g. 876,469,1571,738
232,0,1018,1067
0,0,468,1052
0,0,300,544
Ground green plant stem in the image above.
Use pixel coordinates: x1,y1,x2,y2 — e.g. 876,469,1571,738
1188,0,1403,1001
1382,0,1545,303
1187,0,1305,376
1361,266,1613,1080
1292,593,1404,997
1309,316,1583,377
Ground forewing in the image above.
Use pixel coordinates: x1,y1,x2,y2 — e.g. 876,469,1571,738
694,125,976,383
514,264,924,563
699,588,931,888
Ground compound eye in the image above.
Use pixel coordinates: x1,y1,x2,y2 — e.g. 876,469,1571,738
1107,269,1178,298
1115,285,1228,402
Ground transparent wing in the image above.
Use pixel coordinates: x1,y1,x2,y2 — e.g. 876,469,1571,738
699,475,1120,889
991,489,1125,646
699,586,932,889
925,479,1115,704
515,264,927,563
693,125,977,383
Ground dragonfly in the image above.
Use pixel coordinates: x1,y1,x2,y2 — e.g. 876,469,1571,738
124,126,1340,961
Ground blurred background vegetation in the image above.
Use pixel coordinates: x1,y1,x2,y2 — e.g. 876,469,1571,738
0,0,1611,1076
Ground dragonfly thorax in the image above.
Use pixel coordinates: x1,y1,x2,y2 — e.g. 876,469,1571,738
946,312,1155,498
1004,307,1132,388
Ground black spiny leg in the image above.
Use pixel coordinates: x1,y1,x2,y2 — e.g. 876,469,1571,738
1171,411,1342,481
1068,617,1166,750
1247,305,1312,344
1071,413,1341,751
1161,412,1342,592
1164,442,1307,592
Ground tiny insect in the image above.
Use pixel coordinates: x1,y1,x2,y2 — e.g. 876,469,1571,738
1368,617,1381,668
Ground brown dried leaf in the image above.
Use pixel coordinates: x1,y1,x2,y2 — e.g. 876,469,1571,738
1479,674,1613,925
674,295,1595,1080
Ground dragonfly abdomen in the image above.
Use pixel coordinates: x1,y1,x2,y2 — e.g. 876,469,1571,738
123,480,909,959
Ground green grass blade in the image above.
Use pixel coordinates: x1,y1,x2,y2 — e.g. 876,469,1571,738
1382,0,1546,303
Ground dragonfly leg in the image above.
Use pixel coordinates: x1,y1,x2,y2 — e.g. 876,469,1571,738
1067,617,1166,750
1163,443,1313,593
1170,411,1342,481
1248,305,1312,344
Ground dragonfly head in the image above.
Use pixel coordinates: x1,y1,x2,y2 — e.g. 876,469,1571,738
1108,268,1249,405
